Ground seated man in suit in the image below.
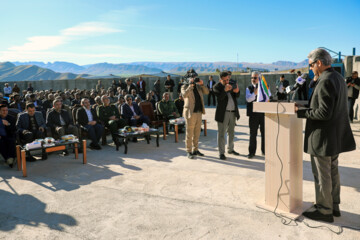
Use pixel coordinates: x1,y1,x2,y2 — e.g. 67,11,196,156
46,99,79,138
71,92,81,106
77,98,104,150
9,93,25,112
121,94,150,126
97,95,126,145
16,102,46,143
29,93,43,112
0,104,16,167
16,102,47,161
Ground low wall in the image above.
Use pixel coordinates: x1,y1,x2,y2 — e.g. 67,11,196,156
1,73,300,105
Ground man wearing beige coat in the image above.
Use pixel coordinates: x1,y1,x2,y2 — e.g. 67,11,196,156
181,69,209,159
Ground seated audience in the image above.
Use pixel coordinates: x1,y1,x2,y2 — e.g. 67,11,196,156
174,94,184,117
158,92,180,120
97,95,126,145
89,92,97,105
121,94,150,126
42,93,55,113
71,93,81,106
146,92,156,110
16,103,46,143
46,99,79,138
0,104,16,167
29,93,43,112
9,93,25,112
77,98,104,150
16,103,47,161
131,89,140,100
135,96,142,105
116,95,125,112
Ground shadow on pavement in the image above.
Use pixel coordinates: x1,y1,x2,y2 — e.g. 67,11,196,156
0,189,77,231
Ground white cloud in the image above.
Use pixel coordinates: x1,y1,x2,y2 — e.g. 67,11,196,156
8,36,67,51
4,21,123,54
61,22,123,36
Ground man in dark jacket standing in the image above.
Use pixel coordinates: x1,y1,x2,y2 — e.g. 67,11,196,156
165,75,175,100
136,77,146,100
346,71,360,122
77,98,104,149
213,71,240,160
245,71,264,159
207,75,216,106
297,48,356,223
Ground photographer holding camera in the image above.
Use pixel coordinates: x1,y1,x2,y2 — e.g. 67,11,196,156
275,75,290,100
346,71,360,122
181,69,209,159
213,71,240,160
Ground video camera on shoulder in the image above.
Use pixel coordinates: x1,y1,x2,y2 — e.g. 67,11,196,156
229,79,237,90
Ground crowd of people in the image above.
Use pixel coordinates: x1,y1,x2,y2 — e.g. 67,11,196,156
0,75,192,167
1,49,359,224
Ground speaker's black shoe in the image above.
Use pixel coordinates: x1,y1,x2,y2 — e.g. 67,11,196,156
228,150,240,156
302,209,334,223
219,154,226,160
247,154,254,159
333,210,341,217
192,150,204,156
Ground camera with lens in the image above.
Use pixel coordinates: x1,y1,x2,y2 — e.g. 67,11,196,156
194,77,201,83
184,68,199,85
229,79,237,90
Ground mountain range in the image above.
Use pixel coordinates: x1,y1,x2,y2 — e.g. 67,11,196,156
2,60,308,82
0,62,89,82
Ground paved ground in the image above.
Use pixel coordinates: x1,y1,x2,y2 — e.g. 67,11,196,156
0,106,359,240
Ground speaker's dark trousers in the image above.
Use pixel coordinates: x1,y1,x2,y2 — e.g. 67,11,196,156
248,113,264,155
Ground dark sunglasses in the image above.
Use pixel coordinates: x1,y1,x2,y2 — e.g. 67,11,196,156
309,61,317,67
251,77,258,79
126,98,132,101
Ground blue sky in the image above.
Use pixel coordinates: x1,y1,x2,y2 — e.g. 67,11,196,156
0,0,359,65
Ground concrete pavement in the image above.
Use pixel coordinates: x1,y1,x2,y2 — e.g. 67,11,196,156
0,106,359,239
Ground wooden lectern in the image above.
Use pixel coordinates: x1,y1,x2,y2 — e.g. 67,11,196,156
253,102,309,219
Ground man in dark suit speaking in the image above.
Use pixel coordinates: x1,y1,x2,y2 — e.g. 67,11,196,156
213,71,240,160
296,48,356,223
